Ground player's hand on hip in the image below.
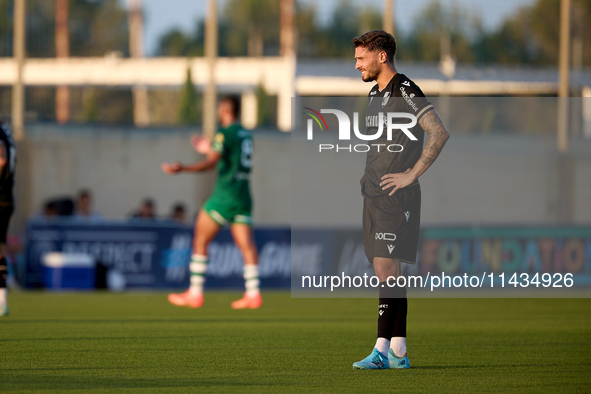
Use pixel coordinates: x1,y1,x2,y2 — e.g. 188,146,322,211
380,168,415,196
191,135,212,154
161,161,182,174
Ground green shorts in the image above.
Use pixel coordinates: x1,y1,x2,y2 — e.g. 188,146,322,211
203,197,253,226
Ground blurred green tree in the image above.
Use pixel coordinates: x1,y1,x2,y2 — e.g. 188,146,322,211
157,0,281,57
84,88,98,123
221,0,280,56
0,0,129,57
69,0,129,57
256,83,275,127
397,0,480,63
178,68,200,125
0,0,132,123
158,21,204,57
475,0,591,66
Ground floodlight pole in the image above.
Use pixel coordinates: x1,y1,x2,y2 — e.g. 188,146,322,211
280,0,295,58
556,0,573,224
277,0,295,132
55,0,70,124
383,0,395,36
203,0,218,138
12,0,33,237
557,0,571,153
12,0,26,140
127,0,150,127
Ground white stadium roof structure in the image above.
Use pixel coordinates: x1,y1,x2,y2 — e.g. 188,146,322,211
1,57,590,96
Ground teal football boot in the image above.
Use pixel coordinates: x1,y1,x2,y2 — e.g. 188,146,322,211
388,348,410,369
0,304,8,317
353,348,390,370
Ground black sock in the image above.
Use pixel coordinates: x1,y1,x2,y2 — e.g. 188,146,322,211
392,287,407,338
377,282,405,340
0,257,7,288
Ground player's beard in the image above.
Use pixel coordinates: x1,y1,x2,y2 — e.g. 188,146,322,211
361,61,380,82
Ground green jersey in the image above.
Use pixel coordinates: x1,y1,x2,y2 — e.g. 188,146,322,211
209,123,253,209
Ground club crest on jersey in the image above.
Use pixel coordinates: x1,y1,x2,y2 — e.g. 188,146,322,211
381,92,391,108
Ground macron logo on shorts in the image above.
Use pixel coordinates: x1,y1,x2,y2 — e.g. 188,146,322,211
404,211,410,222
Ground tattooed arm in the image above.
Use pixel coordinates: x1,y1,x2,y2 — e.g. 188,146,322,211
379,108,450,195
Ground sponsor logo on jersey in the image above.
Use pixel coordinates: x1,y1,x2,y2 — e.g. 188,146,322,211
214,132,225,143
381,92,391,108
375,232,396,241
400,87,419,112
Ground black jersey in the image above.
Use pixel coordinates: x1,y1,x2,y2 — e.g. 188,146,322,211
0,122,16,205
360,73,433,198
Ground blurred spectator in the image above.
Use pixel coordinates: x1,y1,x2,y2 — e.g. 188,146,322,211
169,203,187,224
73,189,102,223
43,201,58,218
31,200,60,221
52,198,75,216
130,198,157,220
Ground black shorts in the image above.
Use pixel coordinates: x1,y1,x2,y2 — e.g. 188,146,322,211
0,205,14,244
363,183,421,264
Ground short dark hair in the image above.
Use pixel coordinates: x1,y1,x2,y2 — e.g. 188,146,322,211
172,203,186,213
220,95,240,118
78,189,91,199
352,30,396,63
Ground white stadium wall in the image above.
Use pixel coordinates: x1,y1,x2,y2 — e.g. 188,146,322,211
19,125,591,230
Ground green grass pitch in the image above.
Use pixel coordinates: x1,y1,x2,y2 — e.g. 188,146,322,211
1,291,590,393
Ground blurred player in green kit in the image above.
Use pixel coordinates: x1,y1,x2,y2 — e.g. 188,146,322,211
162,96,261,309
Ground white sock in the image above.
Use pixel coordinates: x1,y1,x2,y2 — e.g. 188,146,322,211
189,254,208,295
244,265,260,297
390,337,407,357
0,288,6,305
375,337,390,357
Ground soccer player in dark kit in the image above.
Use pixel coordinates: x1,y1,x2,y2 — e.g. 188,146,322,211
351,30,450,369
0,122,16,317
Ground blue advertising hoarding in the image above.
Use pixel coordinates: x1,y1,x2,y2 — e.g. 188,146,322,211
25,221,291,289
